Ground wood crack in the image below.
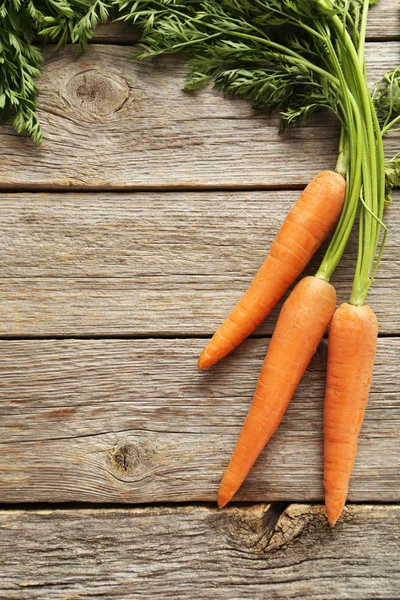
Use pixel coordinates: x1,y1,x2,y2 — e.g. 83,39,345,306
257,502,289,552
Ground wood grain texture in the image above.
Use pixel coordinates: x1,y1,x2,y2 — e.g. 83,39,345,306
0,338,398,503
93,20,140,44
0,504,399,599
353,0,400,40
0,190,398,336
0,42,399,189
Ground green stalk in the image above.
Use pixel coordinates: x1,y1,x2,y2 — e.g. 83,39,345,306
316,0,386,306
326,2,386,306
315,30,363,281
335,128,349,178
350,97,386,304
382,113,400,135
357,0,368,71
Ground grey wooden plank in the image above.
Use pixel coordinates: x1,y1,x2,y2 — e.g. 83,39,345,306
0,504,399,599
365,0,400,39
93,20,140,44
0,190,398,336
0,42,398,189
0,338,398,503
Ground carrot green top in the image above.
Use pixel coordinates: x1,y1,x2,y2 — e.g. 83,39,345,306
314,0,386,307
117,0,399,306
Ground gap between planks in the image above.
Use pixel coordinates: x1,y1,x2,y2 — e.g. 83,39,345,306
0,333,399,341
0,500,398,511
0,183,309,194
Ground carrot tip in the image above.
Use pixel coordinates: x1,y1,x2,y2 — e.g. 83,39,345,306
197,356,207,370
326,506,343,527
198,350,215,370
217,489,232,509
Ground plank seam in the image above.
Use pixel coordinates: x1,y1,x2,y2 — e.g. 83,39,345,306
0,184,308,193
0,500,398,511
0,333,398,341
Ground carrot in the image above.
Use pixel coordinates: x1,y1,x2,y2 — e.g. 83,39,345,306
198,170,345,370
218,275,336,508
324,303,378,527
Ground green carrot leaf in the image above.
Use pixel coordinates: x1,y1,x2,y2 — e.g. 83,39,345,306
384,154,400,207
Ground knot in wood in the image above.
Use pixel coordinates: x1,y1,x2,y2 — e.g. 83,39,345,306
63,70,129,122
109,439,155,478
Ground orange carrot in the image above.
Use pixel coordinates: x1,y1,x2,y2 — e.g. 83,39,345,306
218,275,336,508
324,303,378,527
198,171,346,370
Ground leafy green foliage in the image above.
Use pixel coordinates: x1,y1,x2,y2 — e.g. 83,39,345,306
0,1,43,142
0,0,111,143
384,154,400,207
117,0,346,130
373,67,400,134
39,1,111,54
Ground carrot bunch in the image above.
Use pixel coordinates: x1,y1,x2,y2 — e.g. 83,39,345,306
191,3,392,526
200,158,379,525
124,0,400,525
203,167,379,524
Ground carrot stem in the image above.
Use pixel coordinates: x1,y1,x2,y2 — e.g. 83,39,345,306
315,0,386,302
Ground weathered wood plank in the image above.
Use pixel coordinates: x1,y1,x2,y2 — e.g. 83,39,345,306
367,0,400,39
92,0,400,43
0,191,398,336
0,505,399,599
93,20,140,44
0,338,398,503
0,42,399,189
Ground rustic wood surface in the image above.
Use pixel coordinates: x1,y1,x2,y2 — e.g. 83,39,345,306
1,505,399,599
1,3,399,597
0,191,398,336
0,338,398,503
0,42,399,189
357,0,400,39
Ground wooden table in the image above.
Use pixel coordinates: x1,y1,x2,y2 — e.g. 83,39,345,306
1,3,399,598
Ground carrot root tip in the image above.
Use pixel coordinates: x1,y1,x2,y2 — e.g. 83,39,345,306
198,351,214,370
217,487,233,509
217,496,228,509
326,505,344,527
